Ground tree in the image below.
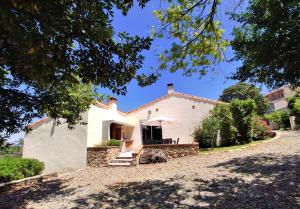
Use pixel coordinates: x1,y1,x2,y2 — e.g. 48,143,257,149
231,0,300,88
230,99,256,143
0,0,155,144
219,83,269,115
193,115,219,149
152,0,229,77
211,103,237,146
287,91,300,125
288,91,300,115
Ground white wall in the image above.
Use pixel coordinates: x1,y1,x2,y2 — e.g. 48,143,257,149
129,96,216,145
23,113,88,173
86,105,136,147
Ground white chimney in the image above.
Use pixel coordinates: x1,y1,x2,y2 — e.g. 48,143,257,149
167,83,174,95
108,97,117,111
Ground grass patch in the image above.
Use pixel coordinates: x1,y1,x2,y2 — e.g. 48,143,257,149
199,137,275,154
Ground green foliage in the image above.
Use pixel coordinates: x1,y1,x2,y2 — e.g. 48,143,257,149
230,99,256,143
193,115,219,148
0,157,44,183
252,116,269,140
106,139,121,147
264,110,291,129
219,83,269,115
0,0,156,143
153,0,229,77
211,104,237,146
288,91,300,115
231,0,300,88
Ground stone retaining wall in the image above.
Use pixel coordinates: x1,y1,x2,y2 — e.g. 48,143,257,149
141,143,198,159
87,146,120,167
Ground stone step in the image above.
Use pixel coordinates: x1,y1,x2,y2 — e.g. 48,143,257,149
116,156,133,160
107,162,131,166
113,158,133,162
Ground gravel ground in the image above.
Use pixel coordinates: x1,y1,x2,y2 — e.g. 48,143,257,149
1,131,299,209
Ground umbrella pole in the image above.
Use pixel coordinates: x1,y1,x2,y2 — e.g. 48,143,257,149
151,126,153,142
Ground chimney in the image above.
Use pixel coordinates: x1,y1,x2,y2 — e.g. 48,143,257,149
108,97,117,111
167,83,174,95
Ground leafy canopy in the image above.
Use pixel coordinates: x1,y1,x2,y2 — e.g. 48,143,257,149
0,0,154,143
288,91,300,115
152,0,229,77
230,99,256,143
231,0,300,88
219,82,269,115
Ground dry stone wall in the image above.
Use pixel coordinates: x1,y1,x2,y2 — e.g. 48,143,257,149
141,143,198,159
87,147,120,167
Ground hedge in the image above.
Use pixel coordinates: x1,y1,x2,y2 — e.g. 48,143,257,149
0,157,44,183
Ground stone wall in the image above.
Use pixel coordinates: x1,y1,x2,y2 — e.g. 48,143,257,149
87,146,120,167
141,143,198,159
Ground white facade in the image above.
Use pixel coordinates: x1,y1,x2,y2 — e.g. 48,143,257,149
24,84,221,172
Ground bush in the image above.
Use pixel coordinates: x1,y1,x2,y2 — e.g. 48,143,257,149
252,116,270,140
230,99,256,144
0,157,44,183
264,110,291,129
193,116,219,148
211,104,237,146
106,139,121,146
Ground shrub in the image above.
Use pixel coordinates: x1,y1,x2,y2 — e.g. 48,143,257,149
0,157,44,183
264,110,291,129
211,104,237,146
106,139,121,146
252,116,270,140
193,115,219,148
230,99,256,144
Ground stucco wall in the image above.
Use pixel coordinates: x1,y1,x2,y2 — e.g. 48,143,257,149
86,105,136,147
129,96,216,145
271,99,289,111
23,113,88,173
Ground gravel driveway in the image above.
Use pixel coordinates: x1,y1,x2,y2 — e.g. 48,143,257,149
1,131,299,209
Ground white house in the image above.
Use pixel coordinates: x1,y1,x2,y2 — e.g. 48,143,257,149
23,84,222,172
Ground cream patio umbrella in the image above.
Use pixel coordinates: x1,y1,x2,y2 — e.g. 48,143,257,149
143,116,175,143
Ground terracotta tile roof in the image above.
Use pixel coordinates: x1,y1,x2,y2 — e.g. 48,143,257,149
127,92,224,114
27,117,50,130
264,85,289,96
94,100,128,116
27,100,128,130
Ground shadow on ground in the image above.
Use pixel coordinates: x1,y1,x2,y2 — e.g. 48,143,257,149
72,154,299,209
0,176,75,209
1,154,299,209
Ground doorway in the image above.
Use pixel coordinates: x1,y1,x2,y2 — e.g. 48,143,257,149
110,123,122,140
142,125,162,144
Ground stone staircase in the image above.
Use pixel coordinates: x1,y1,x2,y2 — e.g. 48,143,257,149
107,156,134,166
107,146,143,167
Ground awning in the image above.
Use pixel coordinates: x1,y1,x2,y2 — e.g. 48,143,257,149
103,120,135,127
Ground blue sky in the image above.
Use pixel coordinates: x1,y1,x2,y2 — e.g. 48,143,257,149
101,0,268,112
9,1,270,142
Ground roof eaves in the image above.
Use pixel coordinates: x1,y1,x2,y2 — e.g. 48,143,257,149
27,117,51,130
127,92,224,114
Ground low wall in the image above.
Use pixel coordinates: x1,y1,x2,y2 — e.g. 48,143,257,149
141,143,198,159
87,146,120,167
